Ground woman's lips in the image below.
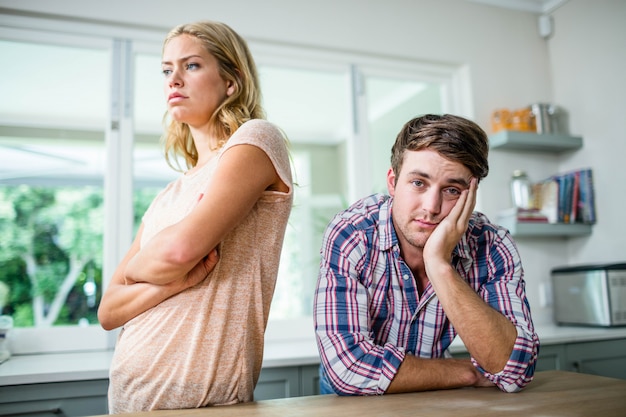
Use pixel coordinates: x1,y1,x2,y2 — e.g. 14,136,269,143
168,92,186,103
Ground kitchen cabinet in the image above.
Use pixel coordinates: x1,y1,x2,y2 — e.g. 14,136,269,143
254,364,319,400
452,338,626,379
0,365,319,416
253,366,300,400
536,338,626,379
534,344,567,372
563,338,626,379
300,364,321,396
490,130,592,238
0,379,108,417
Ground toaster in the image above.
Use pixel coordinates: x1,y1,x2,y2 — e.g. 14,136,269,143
551,262,626,327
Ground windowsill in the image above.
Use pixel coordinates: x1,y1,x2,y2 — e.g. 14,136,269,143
2,325,626,387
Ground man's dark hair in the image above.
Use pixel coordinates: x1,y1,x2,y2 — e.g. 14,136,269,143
391,114,489,182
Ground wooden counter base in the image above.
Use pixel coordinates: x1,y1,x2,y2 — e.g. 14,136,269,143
98,371,626,417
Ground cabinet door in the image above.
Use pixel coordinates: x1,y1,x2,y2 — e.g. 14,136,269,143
0,379,108,417
566,339,626,379
254,366,300,400
535,344,566,371
450,351,470,359
300,364,321,396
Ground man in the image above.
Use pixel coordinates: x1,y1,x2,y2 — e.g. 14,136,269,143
314,114,539,395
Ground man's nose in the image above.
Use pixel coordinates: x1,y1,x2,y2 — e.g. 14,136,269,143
422,188,442,215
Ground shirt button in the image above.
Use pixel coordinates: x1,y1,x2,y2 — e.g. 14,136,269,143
403,274,409,281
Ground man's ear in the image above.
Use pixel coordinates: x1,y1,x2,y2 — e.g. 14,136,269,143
387,167,396,196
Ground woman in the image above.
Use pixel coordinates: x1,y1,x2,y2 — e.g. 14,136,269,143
98,21,293,413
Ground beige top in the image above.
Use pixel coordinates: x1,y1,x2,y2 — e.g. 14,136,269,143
108,119,293,413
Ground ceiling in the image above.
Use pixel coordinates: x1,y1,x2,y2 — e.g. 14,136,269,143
466,0,569,14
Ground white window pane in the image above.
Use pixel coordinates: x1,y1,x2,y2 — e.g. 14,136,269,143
0,40,108,129
366,75,444,193
134,53,167,135
260,65,351,320
133,51,181,236
0,39,108,333
0,137,105,328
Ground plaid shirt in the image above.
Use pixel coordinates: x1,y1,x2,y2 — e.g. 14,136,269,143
314,194,539,395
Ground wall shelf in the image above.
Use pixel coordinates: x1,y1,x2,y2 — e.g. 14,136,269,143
498,217,593,238
490,130,583,152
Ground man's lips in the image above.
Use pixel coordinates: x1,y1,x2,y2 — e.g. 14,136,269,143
415,218,437,228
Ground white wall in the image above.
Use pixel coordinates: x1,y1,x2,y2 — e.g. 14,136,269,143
526,0,626,324
1,0,624,326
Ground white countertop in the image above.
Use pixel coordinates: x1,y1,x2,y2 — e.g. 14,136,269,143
2,325,626,386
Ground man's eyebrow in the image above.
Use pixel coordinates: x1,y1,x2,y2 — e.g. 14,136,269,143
161,54,203,65
449,177,471,188
407,169,429,178
407,170,470,187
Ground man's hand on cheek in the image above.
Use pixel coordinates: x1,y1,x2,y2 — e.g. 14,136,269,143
424,178,477,264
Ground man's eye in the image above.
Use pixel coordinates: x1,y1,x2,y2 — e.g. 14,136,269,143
445,188,461,196
411,180,424,187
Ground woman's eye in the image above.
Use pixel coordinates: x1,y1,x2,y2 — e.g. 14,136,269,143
162,68,172,76
186,63,199,70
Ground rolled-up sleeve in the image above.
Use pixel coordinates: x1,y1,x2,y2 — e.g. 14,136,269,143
470,230,540,392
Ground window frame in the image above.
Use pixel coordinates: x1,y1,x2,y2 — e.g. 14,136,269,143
0,14,471,354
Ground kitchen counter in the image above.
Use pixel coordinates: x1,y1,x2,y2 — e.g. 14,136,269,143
87,371,626,417
2,324,626,386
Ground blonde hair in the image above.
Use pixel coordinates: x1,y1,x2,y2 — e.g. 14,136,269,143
161,21,265,170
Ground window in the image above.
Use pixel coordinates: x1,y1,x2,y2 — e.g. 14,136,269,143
259,64,350,321
0,36,112,352
0,19,466,353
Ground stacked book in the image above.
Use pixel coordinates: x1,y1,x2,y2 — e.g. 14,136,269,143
498,207,549,223
499,168,596,225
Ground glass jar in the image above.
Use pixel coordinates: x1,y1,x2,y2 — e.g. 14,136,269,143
510,170,532,209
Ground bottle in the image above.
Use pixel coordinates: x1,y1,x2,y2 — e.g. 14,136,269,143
491,108,511,133
510,170,531,209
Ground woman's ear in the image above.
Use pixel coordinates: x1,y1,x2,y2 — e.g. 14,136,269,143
226,80,236,97
226,69,241,97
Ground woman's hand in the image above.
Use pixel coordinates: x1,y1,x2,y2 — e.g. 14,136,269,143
99,227,220,330
180,248,220,290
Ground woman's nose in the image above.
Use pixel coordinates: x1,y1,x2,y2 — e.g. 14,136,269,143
168,69,183,88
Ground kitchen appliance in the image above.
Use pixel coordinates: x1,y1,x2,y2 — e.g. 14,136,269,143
551,263,626,327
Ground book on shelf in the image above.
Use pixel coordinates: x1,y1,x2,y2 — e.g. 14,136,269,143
533,178,559,223
498,167,596,226
577,168,596,223
498,207,549,223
